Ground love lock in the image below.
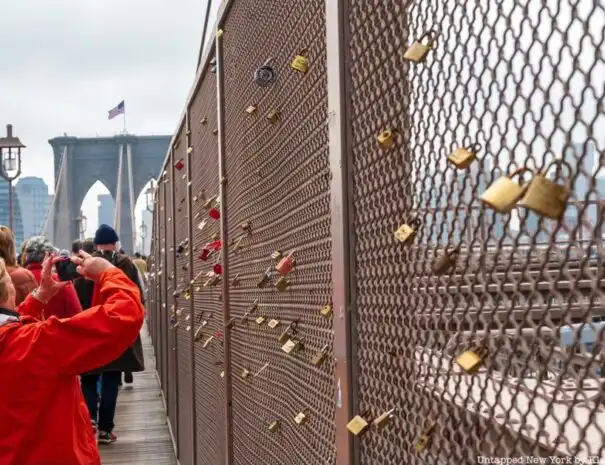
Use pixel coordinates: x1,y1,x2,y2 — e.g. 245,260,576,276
518,159,572,219
254,58,277,87
480,168,533,213
403,29,439,63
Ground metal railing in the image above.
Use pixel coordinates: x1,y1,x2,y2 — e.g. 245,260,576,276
145,0,605,464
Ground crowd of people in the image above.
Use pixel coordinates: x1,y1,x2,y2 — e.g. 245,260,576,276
0,223,149,465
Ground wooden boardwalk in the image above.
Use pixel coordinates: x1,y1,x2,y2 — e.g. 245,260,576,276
99,324,177,465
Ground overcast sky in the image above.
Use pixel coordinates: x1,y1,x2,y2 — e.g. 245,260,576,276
0,0,216,239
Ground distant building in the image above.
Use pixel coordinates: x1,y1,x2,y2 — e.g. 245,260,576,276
98,194,115,229
0,178,25,250
15,177,51,242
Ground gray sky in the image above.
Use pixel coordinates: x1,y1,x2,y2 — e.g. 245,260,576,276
0,0,215,238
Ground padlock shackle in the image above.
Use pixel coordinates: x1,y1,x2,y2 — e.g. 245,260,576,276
410,217,422,228
466,142,482,154
298,48,308,56
543,159,573,182
418,28,439,46
263,57,274,66
506,167,534,186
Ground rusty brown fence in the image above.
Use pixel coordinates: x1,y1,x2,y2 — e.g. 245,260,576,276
146,0,605,464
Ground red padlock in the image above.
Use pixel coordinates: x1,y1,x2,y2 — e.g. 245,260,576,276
174,158,185,171
276,250,295,275
215,331,223,341
209,208,220,220
213,263,223,275
208,240,222,251
198,248,210,261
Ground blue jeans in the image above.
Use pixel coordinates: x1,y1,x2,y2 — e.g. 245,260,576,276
81,371,121,433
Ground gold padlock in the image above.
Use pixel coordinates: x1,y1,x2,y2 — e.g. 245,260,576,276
377,130,394,149
480,167,532,213
241,368,251,379
432,245,460,275
290,49,309,73
187,146,193,155
415,424,436,452
403,30,438,63
311,345,329,366
373,408,396,430
267,319,280,329
456,346,488,374
394,218,422,244
294,409,309,425
518,160,572,219
267,110,281,124
271,250,283,261
281,338,303,354
447,143,481,169
246,105,257,114
268,421,281,433
320,304,333,318
255,316,266,325
200,117,208,125
275,277,290,292
346,414,370,436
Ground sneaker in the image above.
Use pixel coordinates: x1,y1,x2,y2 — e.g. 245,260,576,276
97,431,117,445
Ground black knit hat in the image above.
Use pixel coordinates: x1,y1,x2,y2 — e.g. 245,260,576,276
94,224,119,245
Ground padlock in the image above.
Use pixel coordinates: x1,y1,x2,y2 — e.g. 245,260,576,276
268,420,281,433
187,146,193,155
403,30,438,63
204,275,220,287
254,58,277,87
311,345,329,366
186,325,191,332
415,425,435,452
394,218,422,244
246,105,257,114
276,250,295,275
267,319,280,329
174,159,185,171
212,128,218,135
456,346,488,374
377,130,394,149
231,274,240,287
281,337,303,354
257,267,272,288
290,49,309,73
255,316,266,325
320,304,333,318
447,143,481,169
267,110,281,124
200,319,208,328
203,197,214,209
241,368,251,379
271,250,283,261
176,244,185,255
227,318,237,329
294,409,309,425
172,321,180,329
480,167,532,213
220,371,224,378
373,408,396,430
275,277,290,292
213,263,222,275
186,129,191,136
277,322,297,344
240,221,252,232
173,290,181,298
209,207,220,220
212,232,220,242
248,299,259,313
198,248,210,261
346,414,370,436
184,290,191,300
518,160,572,219
203,336,214,348
432,245,460,275
200,117,208,125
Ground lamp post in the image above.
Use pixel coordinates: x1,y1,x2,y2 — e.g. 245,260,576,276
77,211,87,240
0,125,25,232
140,221,147,254
145,179,156,213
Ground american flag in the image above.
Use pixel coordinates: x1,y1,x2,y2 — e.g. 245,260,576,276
108,100,125,119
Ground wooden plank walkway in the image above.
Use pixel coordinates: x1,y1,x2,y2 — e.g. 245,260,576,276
99,324,177,465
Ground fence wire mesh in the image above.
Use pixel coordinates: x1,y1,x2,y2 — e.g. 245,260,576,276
146,0,605,464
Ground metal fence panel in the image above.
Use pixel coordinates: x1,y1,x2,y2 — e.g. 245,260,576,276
221,0,336,464
346,0,605,463
189,69,227,465
173,126,195,465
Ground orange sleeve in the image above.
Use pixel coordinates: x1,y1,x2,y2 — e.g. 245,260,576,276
26,268,145,376
62,281,83,318
16,294,46,320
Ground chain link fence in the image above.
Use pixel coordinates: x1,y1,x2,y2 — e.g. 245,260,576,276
147,0,605,464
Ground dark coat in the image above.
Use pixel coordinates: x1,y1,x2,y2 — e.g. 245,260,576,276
82,251,145,375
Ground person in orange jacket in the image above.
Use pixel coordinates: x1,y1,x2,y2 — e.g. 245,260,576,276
0,250,145,465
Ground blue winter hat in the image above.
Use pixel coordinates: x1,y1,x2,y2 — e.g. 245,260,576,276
94,224,119,245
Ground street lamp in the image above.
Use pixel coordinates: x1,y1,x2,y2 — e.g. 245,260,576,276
77,211,87,239
0,124,25,231
140,221,147,254
145,179,156,213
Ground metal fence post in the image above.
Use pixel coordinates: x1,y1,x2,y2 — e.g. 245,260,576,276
185,108,198,465
326,0,356,464
162,173,170,410
215,29,233,465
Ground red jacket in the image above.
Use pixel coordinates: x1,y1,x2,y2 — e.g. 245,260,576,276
0,268,145,465
26,263,83,318
6,266,37,305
